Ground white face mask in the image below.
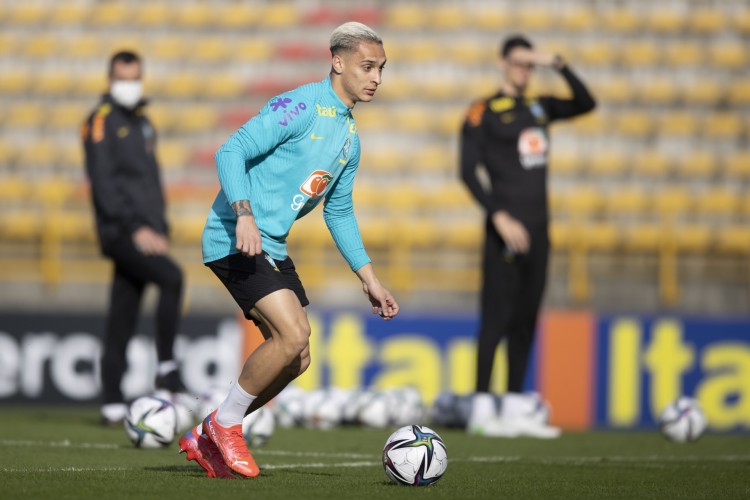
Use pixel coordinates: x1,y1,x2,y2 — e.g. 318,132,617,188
110,80,143,109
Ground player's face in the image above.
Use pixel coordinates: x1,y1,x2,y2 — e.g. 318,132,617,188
109,60,142,84
502,47,535,91
336,42,386,107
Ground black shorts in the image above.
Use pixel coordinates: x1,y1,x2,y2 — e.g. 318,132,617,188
206,252,309,321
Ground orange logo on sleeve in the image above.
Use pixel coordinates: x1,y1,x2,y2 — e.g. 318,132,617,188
466,101,486,127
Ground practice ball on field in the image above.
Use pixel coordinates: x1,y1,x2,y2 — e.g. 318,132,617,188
124,396,177,448
383,424,447,486
242,406,275,447
658,396,708,443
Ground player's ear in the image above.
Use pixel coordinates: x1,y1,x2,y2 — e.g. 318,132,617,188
332,53,344,75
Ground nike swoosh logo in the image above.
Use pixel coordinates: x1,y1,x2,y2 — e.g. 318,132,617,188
310,134,325,140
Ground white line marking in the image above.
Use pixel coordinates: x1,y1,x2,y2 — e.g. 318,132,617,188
255,450,373,459
0,439,119,450
1,467,128,473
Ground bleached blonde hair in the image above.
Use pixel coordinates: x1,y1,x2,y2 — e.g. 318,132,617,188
330,22,382,55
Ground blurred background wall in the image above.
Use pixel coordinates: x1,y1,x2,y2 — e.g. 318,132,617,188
1,0,749,316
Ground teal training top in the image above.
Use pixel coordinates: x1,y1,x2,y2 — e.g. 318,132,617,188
202,76,370,271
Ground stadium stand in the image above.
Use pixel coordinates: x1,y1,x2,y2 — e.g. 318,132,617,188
0,0,748,313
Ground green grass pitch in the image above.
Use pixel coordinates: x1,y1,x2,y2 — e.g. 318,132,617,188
0,406,748,499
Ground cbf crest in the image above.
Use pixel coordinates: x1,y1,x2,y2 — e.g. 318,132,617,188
339,137,351,165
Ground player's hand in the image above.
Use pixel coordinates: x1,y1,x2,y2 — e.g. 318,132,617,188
236,215,262,257
362,279,399,320
133,226,168,255
491,211,530,254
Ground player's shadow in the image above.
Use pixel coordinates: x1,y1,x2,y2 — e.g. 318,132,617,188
145,465,207,477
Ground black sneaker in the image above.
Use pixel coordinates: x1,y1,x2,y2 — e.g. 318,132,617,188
155,369,187,393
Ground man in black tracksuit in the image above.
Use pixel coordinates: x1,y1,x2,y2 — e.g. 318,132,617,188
460,36,595,438
83,51,185,425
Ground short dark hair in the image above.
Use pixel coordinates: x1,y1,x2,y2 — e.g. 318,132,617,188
108,50,141,77
500,35,533,58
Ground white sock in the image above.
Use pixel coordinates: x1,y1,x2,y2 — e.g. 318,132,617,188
157,360,179,377
469,392,496,424
215,383,257,427
501,392,528,419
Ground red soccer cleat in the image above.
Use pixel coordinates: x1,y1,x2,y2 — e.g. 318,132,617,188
179,426,237,479
202,410,260,478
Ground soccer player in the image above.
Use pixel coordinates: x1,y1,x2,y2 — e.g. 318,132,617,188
82,51,186,427
178,22,398,478
460,35,595,438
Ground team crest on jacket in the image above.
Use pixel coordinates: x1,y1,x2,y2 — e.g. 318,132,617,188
339,137,350,164
300,170,333,199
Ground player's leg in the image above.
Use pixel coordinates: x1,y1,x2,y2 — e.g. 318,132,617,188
502,231,559,438
100,263,144,425
469,218,520,436
244,317,310,415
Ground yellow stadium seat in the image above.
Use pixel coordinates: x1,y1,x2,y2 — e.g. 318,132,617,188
577,43,618,67
471,10,512,30
728,79,750,105
0,141,18,166
549,220,571,249
516,8,553,31
659,111,699,136
34,178,75,205
676,151,717,179
176,3,215,28
174,106,218,134
394,106,432,133
23,35,59,59
675,223,712,252
588,152,625,178
405,41,442,63
204,76,246,100
664,42,703,67
606,187,650,215
560,7,597,31
615,111,654,136
89,3,132,26
680,79,721,105
448,41,490,66
0,175,31,201
214,3,261,29
632,150,671,177
565,186,603,216
158,141,189,172
637,77,677,104
716,226,750,254
0,212,42,241
593,78,632,104
550,152,585,176
581,222,620,251
623,222,661,251
573,112,608,134
708,41,747,69
6,103,45,128
261,4,300,28
433,107,466,136
133,3,171,27
0,68,31,94
695,188,739,216
653,187,693,217
600,8,641,33
33,72,73,96
412,146,454,173
232,39,274,62
734,9,750,34
0,33,17,57
49,4,88,25
688,8,726,34
192,37,233,63
724,151,750,179
73,73,107,97
151,37,188,61
159,74,204,99
647,8,685,33
702,113,742,139
66,35,108,60
7,4,47,24
429,5,471,30
18,144,58,169
59,144,84,171
620,41,660,66
49,103,89,130
385,4,427,30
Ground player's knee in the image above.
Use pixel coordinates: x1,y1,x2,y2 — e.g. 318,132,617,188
282,320,310,361
160,266,183,292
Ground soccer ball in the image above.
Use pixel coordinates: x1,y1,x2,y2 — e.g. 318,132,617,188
658,396,708,443
242,407,275,447
274,386,306,428
357,389,390,428
383,424,448,486
153,389,197,433
303,388,344,430
124,396,178,448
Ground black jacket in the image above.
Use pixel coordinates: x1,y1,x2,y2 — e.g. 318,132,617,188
82,95,168,254
460,65,596,230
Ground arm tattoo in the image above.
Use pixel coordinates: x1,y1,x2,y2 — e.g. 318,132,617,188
231,200,253,217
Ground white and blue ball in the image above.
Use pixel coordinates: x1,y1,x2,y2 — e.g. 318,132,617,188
658,396,708,443
124,396,178,448
383,424,448,486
